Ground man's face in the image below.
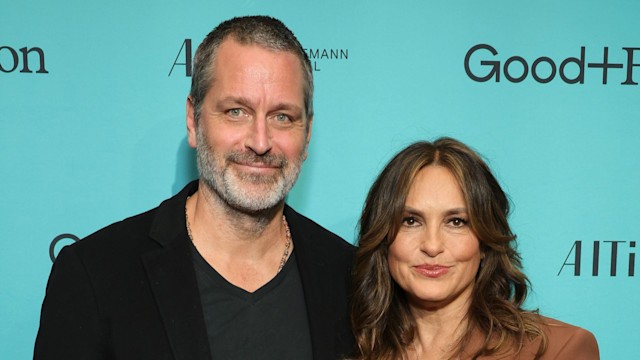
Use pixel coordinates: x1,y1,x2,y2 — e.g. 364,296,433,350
187,38,312,213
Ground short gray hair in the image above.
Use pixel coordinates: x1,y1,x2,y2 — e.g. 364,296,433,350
189,15,314,123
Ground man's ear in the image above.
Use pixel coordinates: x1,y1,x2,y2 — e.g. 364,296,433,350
186,96,198,148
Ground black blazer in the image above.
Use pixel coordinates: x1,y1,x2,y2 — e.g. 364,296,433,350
34,181,356,360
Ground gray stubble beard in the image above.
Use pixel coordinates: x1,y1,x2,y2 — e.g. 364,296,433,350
195,126,304,214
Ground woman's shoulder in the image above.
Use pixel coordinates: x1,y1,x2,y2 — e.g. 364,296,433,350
532,315,600,360
539,315,596,341
470,315,600,360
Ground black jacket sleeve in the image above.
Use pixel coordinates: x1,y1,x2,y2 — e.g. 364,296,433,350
34,245,108,359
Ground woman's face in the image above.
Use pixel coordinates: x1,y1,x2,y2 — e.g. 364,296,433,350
388,165,482,310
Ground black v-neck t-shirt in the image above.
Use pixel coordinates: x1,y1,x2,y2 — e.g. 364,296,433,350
191,245,313,359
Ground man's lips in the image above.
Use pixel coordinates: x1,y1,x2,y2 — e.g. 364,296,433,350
236,162,278,168
227,151,286,171
412,264,450,278
233,161,281,175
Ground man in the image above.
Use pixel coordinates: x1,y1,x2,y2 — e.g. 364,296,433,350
35,16,355,360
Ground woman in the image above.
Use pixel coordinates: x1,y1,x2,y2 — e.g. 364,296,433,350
350,138,599,360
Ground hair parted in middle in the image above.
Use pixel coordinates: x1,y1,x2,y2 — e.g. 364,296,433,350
350,137,546,360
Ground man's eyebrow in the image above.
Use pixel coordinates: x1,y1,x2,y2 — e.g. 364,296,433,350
271,102,303,113
217,96,253,108
217,97,303,114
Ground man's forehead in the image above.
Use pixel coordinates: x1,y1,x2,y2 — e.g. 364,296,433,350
215,38,300,65
209,39,305,92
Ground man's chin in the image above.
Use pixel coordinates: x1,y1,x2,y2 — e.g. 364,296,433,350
223,182,287,213
225,195,285,215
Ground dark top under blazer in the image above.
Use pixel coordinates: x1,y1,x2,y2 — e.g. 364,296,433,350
34,181,356,360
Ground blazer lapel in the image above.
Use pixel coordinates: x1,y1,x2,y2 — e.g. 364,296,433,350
141,181,211,360
142,240,211,360
286,207,335,360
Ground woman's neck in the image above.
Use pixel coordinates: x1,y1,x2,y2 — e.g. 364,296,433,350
407,295,472,360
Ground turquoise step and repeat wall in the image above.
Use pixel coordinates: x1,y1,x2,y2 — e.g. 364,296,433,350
2,1,638,358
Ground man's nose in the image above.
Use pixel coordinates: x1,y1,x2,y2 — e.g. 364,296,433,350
245,116,272,155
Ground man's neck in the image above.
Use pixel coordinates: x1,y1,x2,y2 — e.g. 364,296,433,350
185,180,290,292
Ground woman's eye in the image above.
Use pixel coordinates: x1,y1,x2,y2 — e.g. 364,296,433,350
448,217,468,227
402,216,418,226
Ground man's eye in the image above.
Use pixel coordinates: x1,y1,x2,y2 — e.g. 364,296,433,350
275,113,291,122
227,109,243,117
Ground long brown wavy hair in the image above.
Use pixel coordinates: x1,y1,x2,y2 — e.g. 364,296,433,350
350,137,547,359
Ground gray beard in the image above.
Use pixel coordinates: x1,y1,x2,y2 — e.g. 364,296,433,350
195,127,303,214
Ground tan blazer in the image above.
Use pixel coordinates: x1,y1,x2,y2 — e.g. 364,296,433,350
467,316,599,359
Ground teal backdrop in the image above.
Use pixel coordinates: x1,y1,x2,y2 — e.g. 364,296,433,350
2,1,639,358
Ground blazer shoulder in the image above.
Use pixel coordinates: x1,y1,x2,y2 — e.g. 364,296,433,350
69,206,159,255
67,181,197,256
540,316,600,360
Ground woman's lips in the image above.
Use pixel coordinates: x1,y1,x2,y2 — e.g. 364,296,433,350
413,264,450,278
